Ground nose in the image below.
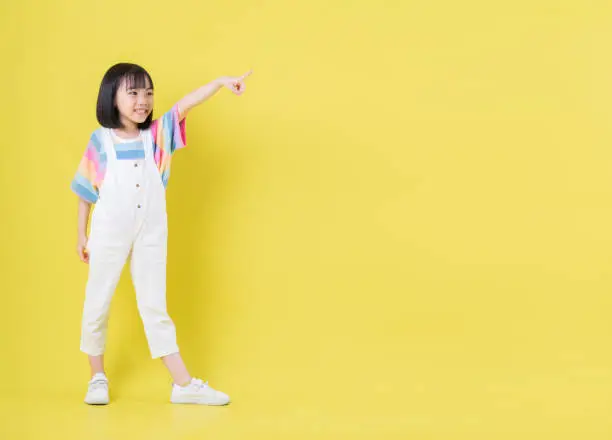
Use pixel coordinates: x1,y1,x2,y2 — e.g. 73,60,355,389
138,91,151,105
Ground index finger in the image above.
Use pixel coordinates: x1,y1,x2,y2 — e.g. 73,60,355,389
240,70,253,80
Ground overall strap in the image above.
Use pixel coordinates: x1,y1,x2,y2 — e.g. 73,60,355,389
141,128,154,161
101,128,118,167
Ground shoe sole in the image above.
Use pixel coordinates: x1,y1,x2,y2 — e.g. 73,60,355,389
170,398,230,406
85,399,109,405
85,395,110,405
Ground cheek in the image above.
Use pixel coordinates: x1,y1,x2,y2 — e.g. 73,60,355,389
116,96,135,112
115,96,126,109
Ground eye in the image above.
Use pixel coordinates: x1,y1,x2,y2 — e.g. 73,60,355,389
128,90,137,96
147,91,153,96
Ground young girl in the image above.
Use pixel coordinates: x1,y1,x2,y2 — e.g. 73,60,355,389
71,63,252,405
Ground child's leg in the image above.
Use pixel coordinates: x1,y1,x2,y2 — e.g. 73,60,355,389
130,218,183,379
161,353,192,386
81,236,131,362
89,355,105,376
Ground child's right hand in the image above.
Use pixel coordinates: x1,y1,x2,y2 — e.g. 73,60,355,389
77,235,89,264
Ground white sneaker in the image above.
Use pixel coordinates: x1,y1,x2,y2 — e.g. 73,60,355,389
170,378,230,405
84,373,109,405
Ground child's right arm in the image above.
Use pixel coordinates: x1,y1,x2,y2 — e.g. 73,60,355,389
72,131,102,264
77,198,91,264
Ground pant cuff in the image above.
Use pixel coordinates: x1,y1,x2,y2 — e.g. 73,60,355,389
151,346,180,359
80,345,105,357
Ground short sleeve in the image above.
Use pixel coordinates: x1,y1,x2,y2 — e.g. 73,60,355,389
70,131,105,204
151,104,187,160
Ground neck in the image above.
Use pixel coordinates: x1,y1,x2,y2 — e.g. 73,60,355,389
117,117,139,137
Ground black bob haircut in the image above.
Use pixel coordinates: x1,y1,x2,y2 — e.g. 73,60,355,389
96,63,154,129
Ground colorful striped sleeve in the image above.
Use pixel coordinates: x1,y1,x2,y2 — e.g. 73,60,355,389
70,130,106,204
151,104,187,185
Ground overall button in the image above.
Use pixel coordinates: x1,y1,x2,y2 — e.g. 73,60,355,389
136,184,140,188
137,204,141,208
134,163,138,168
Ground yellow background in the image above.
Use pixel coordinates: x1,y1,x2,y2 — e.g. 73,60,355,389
1,0,612,438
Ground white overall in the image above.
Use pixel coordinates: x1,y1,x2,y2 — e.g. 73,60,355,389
80,128,179,359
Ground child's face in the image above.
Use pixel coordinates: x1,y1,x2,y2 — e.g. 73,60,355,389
115,77,153,127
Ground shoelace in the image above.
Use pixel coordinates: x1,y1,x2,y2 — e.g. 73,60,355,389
89,378,108,391
191,379,210,391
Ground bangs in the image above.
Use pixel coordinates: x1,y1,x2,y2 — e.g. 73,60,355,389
122,70,153,90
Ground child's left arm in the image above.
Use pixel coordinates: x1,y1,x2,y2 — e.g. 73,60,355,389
177,70,253,118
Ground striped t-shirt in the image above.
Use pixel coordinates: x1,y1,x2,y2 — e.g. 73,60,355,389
113,134,146,160
71,104,186,204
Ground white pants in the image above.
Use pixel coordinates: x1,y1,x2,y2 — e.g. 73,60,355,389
80,128,179,359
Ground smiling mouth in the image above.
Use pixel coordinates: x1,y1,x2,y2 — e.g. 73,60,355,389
135,109,149,115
